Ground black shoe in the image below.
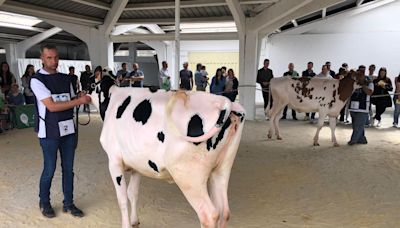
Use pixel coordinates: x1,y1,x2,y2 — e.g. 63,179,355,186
347,141,357,146
39,203,56,218
293,117,298,121
357,140,368,144
63,204,84,217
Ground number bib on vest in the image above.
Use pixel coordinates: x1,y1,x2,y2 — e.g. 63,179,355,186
58,119,75,137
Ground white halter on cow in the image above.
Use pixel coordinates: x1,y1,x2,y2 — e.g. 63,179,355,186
266,70,366,146
89,76,245,228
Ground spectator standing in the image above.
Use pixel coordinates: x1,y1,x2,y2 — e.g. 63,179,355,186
210,68,226,95
30,44,91,218
129,63,144,88
257,59,274,115
179,62,193,90
68,66,79,95
221,66,228,77
348,70,374,145
371,67,393,127
282,63,299,120
393,74,400,128
0,61,16,96
116,63,129,78
159,61,171,91
325,61,336,77
194,63,205,91
366,64,376,126
21,64,36,104
80,65,92,112
223,69,239,102
317,65,333,78
302,61,316,121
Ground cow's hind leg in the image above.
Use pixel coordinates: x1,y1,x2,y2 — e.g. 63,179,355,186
173,172,219,228
274,109,284,140
313,113,326,146
329,116,339,147
127,171,141,226
108,156,130,228
268,102,285,140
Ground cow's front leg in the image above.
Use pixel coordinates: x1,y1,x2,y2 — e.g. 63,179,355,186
108,157,130,228
127,171,141,226
313,114,325,146
329,117,339,147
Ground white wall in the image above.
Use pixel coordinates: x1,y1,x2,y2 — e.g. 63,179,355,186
261,0,400,84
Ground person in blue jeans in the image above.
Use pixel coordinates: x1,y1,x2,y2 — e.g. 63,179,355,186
31,44,91,218
348,67,374,145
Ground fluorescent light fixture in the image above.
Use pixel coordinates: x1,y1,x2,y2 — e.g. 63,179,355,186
162,22,237,33
0,11,42,27
0,48,5,54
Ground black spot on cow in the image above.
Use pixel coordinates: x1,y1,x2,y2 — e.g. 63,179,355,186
116,175,122,186
193,142,201,146
148,160,159,173
187,114,204,137
207,138,213,151
322,97,325,101
232,111,245,122
291,84,295,88
309,95,313,99
133,99,152,125
157,131,165,143
116,96,131,119
149,86,158,93
324,87,326,90
299,99,303,103
213,117,232,150
216,109,227,127
333,84,336,88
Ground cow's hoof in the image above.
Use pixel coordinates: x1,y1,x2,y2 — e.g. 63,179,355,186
132,222,140,227
313,142,320,146
277,136,282,140
333,143,340,147
267,135,272,139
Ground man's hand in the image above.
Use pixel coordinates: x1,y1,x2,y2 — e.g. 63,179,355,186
262,82,269,86
77,91,91,104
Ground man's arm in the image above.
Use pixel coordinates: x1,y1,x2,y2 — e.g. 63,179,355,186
42,94,91,112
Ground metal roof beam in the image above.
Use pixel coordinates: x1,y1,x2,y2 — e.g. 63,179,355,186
249,0,312,31
111,32,238,42
226,0,246,36
0,1,102,26
124,0,278,10
0,32,82,45
357,0,365,6
117,16,234,25
0,22,45,32
0,0,5,6
70,0,111,10
103,0,129,35
322,7,327,18
291,19,298,27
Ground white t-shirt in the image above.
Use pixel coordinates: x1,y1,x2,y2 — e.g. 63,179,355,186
30,69,75,138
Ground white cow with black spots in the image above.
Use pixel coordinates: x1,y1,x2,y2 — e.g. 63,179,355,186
90,78,245,228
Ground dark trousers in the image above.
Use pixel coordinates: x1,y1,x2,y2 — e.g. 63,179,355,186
374,104,386,121
283,106,297,118
24,95,35,105
262,92,272,109
350,112,368,143
39,134,77,206
223,93,237,102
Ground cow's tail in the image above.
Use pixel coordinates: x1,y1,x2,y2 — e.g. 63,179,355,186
166,90,232,143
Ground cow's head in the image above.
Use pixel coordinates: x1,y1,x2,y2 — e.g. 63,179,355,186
89,74,116,120
347,70,366,86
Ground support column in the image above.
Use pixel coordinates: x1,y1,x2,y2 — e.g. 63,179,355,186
128,42,137,66
4,42,21,85
86,28,114,69
174,0,180,90
239,29,259,120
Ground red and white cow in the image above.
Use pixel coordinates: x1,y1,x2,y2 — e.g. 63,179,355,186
90,78,245,228
266,70,365,146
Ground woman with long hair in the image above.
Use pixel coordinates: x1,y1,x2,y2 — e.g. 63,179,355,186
223,69,239,102
21,64,35,104
210,68,226,95
393,73,400,128
0,61,16,96
371,67,393,127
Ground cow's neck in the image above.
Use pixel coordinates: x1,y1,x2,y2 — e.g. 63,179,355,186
338,76,356,102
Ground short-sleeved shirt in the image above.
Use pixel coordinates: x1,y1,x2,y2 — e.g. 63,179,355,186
30,69,75,138
283,71,299,77
180,69,193,90
129,70,144,87
302,70,316,77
